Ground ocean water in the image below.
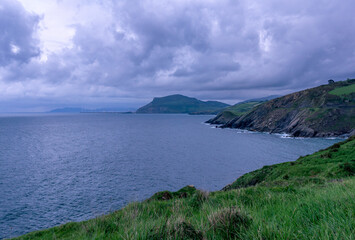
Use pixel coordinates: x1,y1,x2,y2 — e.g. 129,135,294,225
0,113,341,239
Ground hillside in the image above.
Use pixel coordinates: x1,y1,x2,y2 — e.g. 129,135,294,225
224,135,355,190
220,79,355,137
136,94,230,114
206,95,280,125
14,137,355,239
206,101,263,124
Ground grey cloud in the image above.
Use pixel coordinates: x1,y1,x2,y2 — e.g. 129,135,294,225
64,1,249,89
1,0,355,111
0,0,40,67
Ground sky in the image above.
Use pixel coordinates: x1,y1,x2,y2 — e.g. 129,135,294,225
0,0,355,112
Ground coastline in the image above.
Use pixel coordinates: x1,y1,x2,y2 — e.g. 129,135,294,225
207,123,350,139
11,136,355,239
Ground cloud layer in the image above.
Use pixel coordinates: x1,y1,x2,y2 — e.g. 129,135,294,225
1,0,355,111
0,0,40,67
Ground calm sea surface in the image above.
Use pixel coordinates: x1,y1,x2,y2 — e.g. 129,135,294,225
0,113,341,238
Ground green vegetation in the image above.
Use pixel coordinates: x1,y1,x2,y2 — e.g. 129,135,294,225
329,83,355,96
207,95,280,125
136,94,230,114
14,137,355,240
224,101,262,116
206,101,263,124
225,136,355,190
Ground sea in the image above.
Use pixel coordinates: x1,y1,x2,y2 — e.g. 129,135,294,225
0,113,341,238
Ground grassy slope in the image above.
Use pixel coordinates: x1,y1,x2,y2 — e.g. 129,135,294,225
206,101,262,124
223,101,262,117
13,137,355,240
329,83,355,96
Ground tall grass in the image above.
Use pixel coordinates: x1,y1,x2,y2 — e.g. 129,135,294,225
13,179,355,240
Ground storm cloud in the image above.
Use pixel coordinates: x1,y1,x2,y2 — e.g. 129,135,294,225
0,0,40,67
1,0,355,111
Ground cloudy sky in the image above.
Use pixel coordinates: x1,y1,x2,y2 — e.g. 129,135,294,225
0,0,354,112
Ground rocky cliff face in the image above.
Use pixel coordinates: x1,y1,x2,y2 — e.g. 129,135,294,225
221,79,355,137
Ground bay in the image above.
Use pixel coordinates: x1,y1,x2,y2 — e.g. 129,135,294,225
0,113,340,238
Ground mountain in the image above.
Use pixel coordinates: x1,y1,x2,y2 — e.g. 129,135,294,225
136,94,230,114
206,96,279,125
219,79,355,137
15,137,355,239
49,107,86,113
49,107,135,113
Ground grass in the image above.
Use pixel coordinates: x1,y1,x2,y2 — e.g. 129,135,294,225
329,83,355,96
225,136,355,190
207,101,263,124
223,101,262,116
12,137,355,240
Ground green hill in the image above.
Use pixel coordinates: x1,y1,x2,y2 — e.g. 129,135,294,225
136,94,230,114
221,79,355,137
14,137,355,239
206,101,262,124
206,96,280,125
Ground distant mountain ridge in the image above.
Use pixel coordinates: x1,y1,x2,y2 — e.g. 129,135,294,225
136,94,230,114
211,79,355,137
49,107,86,113
49,107,135,113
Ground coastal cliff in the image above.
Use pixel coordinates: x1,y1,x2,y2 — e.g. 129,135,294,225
211,79,355,137
206,95,279,125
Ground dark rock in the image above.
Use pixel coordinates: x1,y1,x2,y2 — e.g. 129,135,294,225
161,192,172,200
179,192,188,198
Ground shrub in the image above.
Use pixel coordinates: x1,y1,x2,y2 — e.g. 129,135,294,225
188,190,209,210
321,152,332,158
339,162,355,176
147,218,203,240
208,207,251,239
170,219,203,239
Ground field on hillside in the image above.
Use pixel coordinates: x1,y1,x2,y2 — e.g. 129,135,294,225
329,83,355,96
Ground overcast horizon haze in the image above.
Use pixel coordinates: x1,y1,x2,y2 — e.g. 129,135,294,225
1,0,355,112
